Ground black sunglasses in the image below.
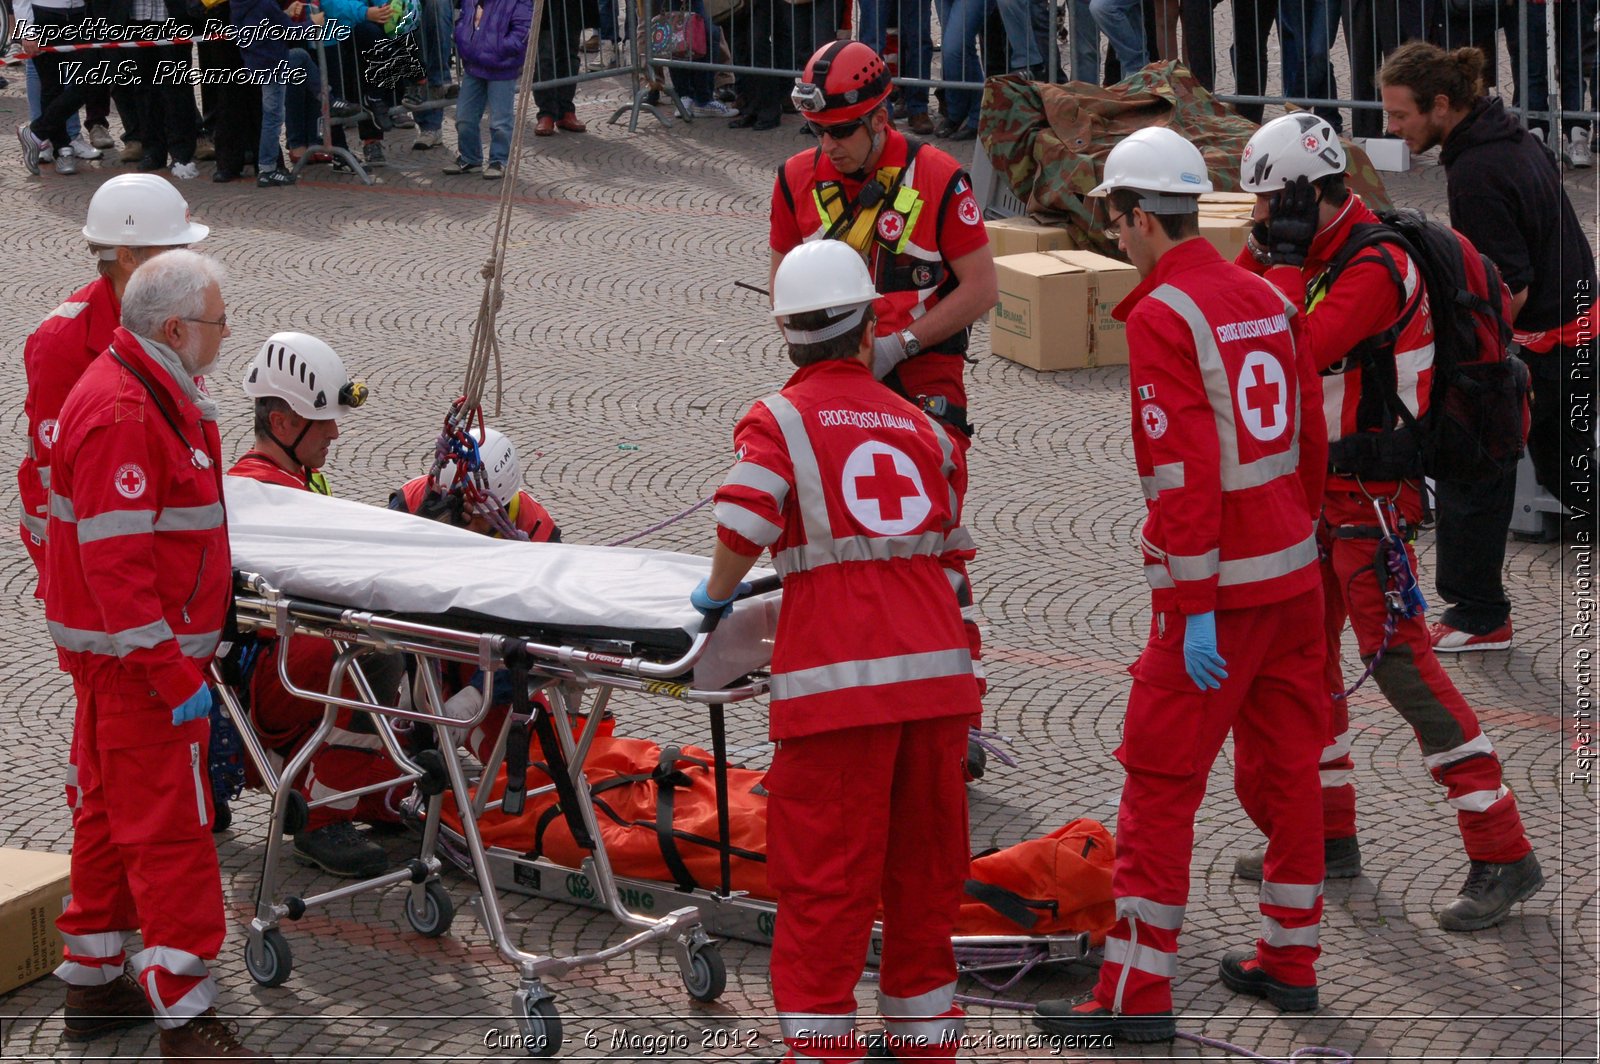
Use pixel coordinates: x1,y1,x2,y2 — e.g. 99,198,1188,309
807,117,866,139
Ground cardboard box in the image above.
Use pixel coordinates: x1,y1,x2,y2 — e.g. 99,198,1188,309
1359,137,1412,173
991,250,1140,370
0,849,71,995
985,216,1077,258
1199,191,1259,209
1199,215,1254,263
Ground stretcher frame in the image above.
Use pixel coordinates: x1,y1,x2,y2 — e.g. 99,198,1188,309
215,571,1092,1058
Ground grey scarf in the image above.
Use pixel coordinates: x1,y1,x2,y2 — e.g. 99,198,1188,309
130,332,220,422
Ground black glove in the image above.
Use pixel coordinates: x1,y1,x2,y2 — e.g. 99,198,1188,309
1264,176,1320,266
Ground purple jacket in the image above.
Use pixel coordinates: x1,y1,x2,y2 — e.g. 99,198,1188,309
454,0,533,81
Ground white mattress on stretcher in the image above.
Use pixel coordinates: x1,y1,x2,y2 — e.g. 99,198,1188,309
224,477,779,689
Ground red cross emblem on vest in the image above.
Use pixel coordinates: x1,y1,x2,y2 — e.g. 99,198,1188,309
841,441,931,535
114,463,147,500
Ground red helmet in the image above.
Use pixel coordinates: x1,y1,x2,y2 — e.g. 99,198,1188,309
791,41,892,125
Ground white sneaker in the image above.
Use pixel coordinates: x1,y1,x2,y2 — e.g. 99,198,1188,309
1565,127,1592,168
691,99,738,119
170,160,198,179
39,146,54,163
68,133,102,160
17,122,45,175
54,146,77,175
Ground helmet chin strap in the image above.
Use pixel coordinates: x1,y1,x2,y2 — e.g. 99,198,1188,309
845,127,887,183
266,419,315,480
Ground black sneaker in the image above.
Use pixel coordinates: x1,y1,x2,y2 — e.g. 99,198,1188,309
1033,995,1175,1043
1217,950,1319,1012
362,141,387,168
257,169,297,187
1235,834,1361,881
293,820,388,878
1437,853,1543,931
443,157,481,175
366,98,395,131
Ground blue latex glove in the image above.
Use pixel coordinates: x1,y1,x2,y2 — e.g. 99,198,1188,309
691,577,751,619
468,668,517,705
1181,612,1229,692
172,684,212,726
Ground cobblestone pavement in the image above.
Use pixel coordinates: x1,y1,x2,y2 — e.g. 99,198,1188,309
0,67,1595,1063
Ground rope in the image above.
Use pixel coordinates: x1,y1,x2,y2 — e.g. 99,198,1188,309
456,0,549,421
605,495,713,546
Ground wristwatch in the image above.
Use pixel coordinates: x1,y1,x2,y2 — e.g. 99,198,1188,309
899,329,921,357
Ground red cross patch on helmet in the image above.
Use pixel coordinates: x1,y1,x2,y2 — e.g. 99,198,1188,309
1302,134,1321,153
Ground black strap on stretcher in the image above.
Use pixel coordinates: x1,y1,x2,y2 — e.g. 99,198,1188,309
501,645,596,850
962,879,1058,931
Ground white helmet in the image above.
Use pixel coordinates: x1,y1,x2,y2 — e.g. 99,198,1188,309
436,428,522,502
1089,126,1214,204
771,240,880,344
1240,113,1347,193
82,174,210,247
242,332,366,421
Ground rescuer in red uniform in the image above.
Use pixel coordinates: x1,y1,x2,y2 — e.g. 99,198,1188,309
228,331,407,880
20,174,208,586
1034,128,1331,1042
698,240,981,1063
48,250,272,1060
1232,113,1541,933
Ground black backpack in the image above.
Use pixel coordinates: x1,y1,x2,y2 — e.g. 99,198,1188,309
1322,208,1530,483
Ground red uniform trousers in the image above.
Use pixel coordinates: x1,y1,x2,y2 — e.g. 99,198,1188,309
1095,592,1326,1015
1315,484,1531,864
768,715,970,1063
250,637,405,831
56,683,226,1028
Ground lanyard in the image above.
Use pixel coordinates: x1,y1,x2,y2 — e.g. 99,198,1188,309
108,347,212,471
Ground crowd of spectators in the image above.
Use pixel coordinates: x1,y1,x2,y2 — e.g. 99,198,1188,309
11,0,1599,180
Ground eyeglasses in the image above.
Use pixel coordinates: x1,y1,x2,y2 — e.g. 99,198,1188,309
807,118,865,140
1102,212,1130,242
184,315,228,329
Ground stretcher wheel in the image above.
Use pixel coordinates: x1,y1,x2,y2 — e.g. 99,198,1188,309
513,994,562,1057
244,929,292,987
404,881,455,938
683,945,726,1003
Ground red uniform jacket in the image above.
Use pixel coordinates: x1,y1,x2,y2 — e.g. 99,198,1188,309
771,130,988,424
45,327,229,727
1236,194,1434,491
394,476,560,542
227,450,322,491
713,359,980,740
1119,239,1325,616
20,275,121,583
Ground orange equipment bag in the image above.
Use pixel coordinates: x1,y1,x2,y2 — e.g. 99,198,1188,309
957,819,1117,943
440,735,773,899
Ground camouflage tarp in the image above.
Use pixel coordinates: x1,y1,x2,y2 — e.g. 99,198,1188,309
977,62,1393,258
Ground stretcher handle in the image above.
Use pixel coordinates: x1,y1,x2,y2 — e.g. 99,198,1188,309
696,574,783,636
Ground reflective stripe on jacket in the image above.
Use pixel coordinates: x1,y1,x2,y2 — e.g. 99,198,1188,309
713,359,980,739
45,327,230,711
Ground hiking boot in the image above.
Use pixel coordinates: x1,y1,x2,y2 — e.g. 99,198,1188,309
1217,950,1319,1012
64,972,153,1041
1437,853,1543,932
1430,619,1512,653
293,820,388,878
1234,835,1361,881
1033,995,1175,1042
159,1008,275,1060
88,124,116,150
120,139,144,162
412,129,442,150
194,135,216,161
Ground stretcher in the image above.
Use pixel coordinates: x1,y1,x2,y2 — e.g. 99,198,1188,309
214,478,1091,1057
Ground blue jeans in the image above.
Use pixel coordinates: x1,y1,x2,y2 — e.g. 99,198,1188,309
27,61,83,139
416,0,455,132
996,0,1051,70
1504,0,1589,135
455,74,516,165
939,0,996,128
1276,0,1332,115
1067,0,1100,81
857,0,935,113
259,50,319,169
1089,0,1146,73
